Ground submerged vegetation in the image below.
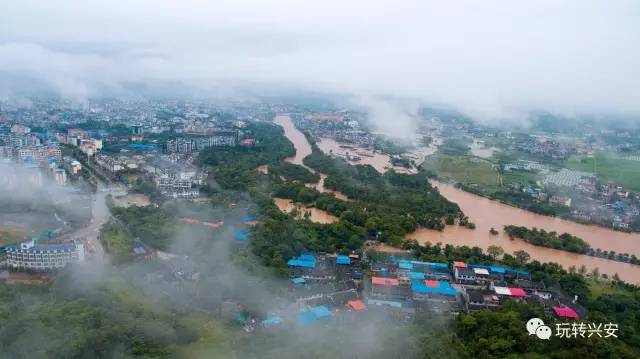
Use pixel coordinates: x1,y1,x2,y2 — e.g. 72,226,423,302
503,225,591,254
268,162,320,183
304,146,462,232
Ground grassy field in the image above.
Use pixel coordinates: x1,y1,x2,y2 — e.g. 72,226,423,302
175,315,231,359
587,279,631,302
501,170,540,188
98,220,133,257
565,151,640,191
0,226,25,246
423,154,499,188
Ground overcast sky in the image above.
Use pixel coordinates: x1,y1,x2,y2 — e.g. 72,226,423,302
1,0,639,121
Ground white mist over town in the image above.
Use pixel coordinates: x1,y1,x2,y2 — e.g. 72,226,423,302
1,2,640,359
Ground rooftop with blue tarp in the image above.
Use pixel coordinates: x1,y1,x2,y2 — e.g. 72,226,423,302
506,268,529,276
128,143,159,150
411,280,457,296
233,231,249,240
287,259,316,268
408,272,425,280
291,277,306,284
336,255,351,265
426,262,449,270
310,305,332,318
298,254,315,262
261,316,283,326
470,264,513,275
287,254,316,268
297,311,317,324
401,260,448,271
297,305,332,324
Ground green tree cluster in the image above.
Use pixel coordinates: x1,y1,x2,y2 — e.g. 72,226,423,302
504,225,591,253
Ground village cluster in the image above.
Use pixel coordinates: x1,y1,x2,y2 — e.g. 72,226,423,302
232,252,583,331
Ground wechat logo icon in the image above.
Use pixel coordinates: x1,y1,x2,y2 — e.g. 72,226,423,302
527,318,552,340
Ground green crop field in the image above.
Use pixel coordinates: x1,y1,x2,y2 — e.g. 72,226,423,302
423,154,499,188
565,151,640,191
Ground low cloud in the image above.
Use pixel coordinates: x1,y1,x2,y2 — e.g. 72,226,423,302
1,0,639,122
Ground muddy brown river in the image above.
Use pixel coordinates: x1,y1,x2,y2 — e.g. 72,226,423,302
273,115,349,201
273,198,338,224
407,181,640,283
274,114,640,283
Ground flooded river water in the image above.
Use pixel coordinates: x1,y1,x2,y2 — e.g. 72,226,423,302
274,114,640,283
273,198,338,224
407,181,640,283
273,115,349,201
316,137,393,173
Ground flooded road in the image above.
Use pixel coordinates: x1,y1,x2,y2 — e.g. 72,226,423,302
406,181,640,283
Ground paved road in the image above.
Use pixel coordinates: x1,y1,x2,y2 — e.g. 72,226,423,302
59,184,123,262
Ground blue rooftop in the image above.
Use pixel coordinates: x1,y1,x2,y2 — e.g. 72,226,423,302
408,272,425,280
297,305,332,324
404,260,448,271
298,254,315,262
505,268,530,276
233,231,249,240
287,260,316,268
490,266,506,274
297,311,317,324
261,316,283,326
291,277,306,284
336,255,351,265
128,143,158,151
310,305,331,318
428,262,449,270
411,280,457,296
287,253,317,267
243,215,257,222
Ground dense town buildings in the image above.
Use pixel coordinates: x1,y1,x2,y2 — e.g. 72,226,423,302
284,253,581,322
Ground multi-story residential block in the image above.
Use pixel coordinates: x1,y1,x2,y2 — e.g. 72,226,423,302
4,240,85,271
10,124,31,134
17,146,62,164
